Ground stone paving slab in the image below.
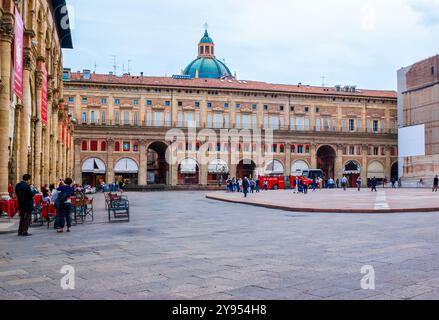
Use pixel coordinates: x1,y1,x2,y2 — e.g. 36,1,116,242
206,189,439,213
0,191,439,300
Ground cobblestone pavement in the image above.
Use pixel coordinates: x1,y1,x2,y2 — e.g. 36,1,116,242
1,191,439,300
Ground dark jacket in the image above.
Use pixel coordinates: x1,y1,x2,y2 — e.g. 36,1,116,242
56,185,74,204
15,181,37,213
242,179,250,190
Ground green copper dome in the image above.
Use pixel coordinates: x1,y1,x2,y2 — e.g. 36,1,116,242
200,30,214,44
184,57,232,79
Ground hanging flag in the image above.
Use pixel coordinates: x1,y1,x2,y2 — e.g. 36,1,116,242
41,63,48,125
13,8,24,99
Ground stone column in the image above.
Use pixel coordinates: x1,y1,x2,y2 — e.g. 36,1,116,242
138,139,147,185
385,145,391,179
12,104,22,184
170,163,178,186
310,143,317,169
49,104,59,183
285,143,292,176
34,68,44,189
361,144,368,186
335,144,344,180
20,53,33,181
74,138,82,184
42,84,53,184
200,163,208,186
0,14,14,199
56,140,61,181
107,139,115,183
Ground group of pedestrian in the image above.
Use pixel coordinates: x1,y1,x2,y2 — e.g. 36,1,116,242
15,174,75,236
226,177,260,194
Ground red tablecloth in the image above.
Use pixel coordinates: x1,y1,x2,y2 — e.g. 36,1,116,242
0,199,18,218
34,194,43,206
41,203,57,219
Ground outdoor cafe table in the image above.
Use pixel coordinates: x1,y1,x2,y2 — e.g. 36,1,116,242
0,199,18,218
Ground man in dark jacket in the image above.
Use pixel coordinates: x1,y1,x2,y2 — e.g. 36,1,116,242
15,174,37,236
242,177,250,198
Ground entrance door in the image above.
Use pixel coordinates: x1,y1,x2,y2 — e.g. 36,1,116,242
237,159,256,179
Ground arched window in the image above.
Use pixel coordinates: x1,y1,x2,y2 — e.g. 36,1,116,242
115,141,120,152
82,141,88,151
101,141,107,151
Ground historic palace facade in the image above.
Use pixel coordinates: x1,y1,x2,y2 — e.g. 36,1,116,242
398,55,439,185
0,0,73,199
65,30,398,188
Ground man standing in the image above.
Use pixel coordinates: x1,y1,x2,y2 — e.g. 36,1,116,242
433,175,439,192
242,177,250,198
356,177,362,191
371,177,378,192
15,174,37,236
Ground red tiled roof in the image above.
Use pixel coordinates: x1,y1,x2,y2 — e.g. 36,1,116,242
67,72,397,99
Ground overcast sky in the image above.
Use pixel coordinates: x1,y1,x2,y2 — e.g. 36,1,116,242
63,0,439,90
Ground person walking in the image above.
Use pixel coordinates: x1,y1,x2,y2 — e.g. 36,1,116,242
250,179,255,193
263,180,268,191
55,178,74,233
370,177,378,192
255,177,260,193
341,176,348,191
293,177,299,194
356,177,362,191
15,174,37,236
433,175,439,192
312,177,317,192
242,177,250,198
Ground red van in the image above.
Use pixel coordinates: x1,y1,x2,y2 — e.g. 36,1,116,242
258,176,285,190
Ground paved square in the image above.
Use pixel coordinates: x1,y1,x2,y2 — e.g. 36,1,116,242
1,191,439,300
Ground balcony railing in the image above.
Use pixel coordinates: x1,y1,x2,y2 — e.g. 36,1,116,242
76,120,397,135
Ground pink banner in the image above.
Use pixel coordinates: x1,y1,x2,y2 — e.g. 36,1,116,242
13,9,24,99
41,64,48,125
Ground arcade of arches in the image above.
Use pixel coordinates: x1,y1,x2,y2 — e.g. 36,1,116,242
75,140,398,187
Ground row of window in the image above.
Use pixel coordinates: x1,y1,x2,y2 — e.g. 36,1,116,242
80,109,397,133
81,140,139,152
70,96,391,113
81,139,397,157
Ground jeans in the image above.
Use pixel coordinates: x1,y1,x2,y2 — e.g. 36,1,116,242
57,202,72,229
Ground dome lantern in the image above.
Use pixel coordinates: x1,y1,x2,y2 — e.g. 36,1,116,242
198,29,215,58
183,27,233,79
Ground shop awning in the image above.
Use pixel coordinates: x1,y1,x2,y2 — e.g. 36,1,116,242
82,158,106,174
115,158,139,174
180,158,198,174
265,160,284,175
208,159,229,173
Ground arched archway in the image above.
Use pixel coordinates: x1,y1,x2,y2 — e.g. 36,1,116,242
344,160,361,187
367,161,385,185
115,158,139,186
237,159,256,179
391,162,398,181
147,141,169,184
291,160,310,177
208,159,229,185
265,160,284,176
82,157,106,188
317,145,336,180
178,158,199,185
